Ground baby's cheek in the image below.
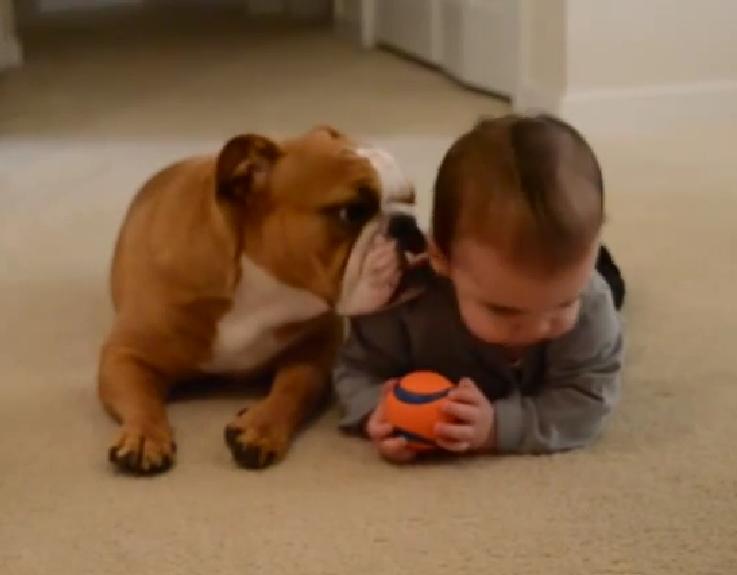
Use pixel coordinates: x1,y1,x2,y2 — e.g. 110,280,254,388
552,306,580,337
459,303,506,343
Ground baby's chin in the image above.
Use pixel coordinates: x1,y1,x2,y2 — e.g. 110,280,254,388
468,328,544,349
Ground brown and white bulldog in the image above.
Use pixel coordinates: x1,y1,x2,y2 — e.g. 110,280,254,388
99,126,425,475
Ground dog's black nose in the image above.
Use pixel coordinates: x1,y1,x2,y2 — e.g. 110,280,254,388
386,213,427,254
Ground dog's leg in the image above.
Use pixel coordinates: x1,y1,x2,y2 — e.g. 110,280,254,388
99,344,176,475
225,318,341,469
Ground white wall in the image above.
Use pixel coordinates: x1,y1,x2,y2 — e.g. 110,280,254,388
375,0,437,63
344,0,737,133
0,0,22,70
334,0,360,23
440,0,519,95
517,0,737,133
566,0,737,92
353,0,519,95
517,0,566,111
333,0,375,48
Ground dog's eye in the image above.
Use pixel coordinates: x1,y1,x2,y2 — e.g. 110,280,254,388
337,201,375,226
323,186,379,228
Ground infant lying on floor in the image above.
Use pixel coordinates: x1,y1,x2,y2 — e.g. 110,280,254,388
335,113,625,463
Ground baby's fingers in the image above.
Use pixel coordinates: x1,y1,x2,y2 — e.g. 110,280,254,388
435,422,474,442
378,437,416,463
441,400,479,423
367,419,393,441
448,378,485,405
436,438,472,453
435,422,474,453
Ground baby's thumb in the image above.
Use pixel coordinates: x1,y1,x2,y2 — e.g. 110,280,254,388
368,420,392,441
381,378,399,396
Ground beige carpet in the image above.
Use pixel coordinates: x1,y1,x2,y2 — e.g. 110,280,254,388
1,8,736,575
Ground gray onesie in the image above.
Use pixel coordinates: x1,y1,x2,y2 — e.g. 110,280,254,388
332,271,623,454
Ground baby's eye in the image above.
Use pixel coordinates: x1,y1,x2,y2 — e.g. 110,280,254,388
558,298,580,310
485,304,522,317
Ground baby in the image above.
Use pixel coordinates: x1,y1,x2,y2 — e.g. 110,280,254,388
333,114,624,462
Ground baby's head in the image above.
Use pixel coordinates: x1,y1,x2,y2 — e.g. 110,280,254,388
429,114,604,347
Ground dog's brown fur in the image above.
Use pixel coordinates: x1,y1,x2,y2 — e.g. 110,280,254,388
99,127,404,473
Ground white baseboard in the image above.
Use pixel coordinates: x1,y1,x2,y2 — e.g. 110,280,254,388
562,81,737,133
0,36,22,70
517,80,737,134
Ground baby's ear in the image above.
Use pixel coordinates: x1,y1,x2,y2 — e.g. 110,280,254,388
428,240,450,277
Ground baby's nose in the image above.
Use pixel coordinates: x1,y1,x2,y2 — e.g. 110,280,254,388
533,318,556,340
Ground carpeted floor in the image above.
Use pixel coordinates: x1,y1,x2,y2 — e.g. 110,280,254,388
1,8,736,575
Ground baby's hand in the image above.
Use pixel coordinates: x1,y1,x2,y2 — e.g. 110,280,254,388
365,379,416,464
435,378,496,453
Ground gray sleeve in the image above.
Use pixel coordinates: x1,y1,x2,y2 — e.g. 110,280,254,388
332,310,412,432
494,275,623,454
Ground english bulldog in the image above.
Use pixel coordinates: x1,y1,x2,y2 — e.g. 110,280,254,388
99,126,426,474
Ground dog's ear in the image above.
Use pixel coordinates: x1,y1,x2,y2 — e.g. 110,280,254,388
215,134,282,201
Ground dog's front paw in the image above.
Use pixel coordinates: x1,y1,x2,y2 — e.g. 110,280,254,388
109,422,176,476
224,403,291,469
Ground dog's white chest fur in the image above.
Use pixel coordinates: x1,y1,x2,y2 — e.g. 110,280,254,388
201,256,329,374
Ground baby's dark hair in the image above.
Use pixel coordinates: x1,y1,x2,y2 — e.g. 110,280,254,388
431,114,604,273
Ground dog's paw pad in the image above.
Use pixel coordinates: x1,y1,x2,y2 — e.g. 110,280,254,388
109,425,176,476
224,433,277,469
224,408,289,470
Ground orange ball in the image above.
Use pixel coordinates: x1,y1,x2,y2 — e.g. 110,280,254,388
383,371,455,452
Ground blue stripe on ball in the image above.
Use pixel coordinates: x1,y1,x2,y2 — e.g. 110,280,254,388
393,384,450,405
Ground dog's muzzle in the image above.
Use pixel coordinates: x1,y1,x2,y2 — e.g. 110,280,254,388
385,212,427,256
335,210,427,317
336,145,425,316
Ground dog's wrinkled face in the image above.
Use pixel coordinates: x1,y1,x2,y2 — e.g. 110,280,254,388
215,126,422,312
